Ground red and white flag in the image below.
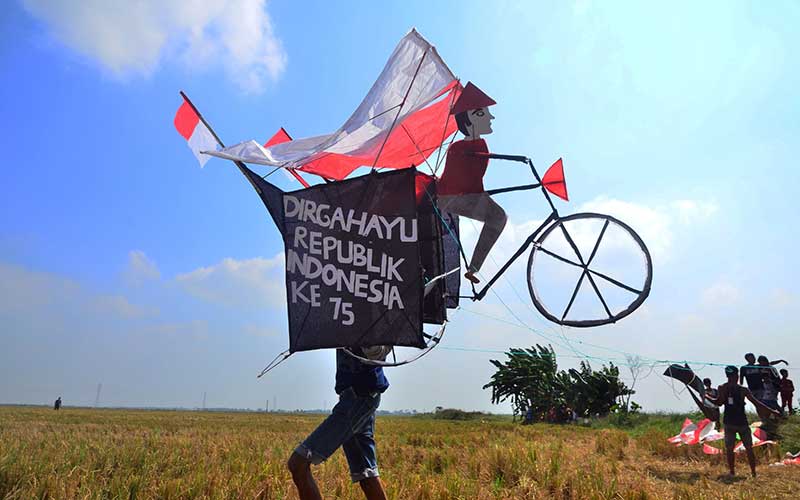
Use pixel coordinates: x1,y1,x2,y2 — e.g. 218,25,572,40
174,97,219,167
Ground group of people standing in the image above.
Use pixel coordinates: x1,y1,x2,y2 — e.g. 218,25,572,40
703,353,794,417
698,354,794,477
738,353,793,415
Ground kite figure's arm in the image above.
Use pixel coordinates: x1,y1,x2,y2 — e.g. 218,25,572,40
770,359,788,366
466,151,529,163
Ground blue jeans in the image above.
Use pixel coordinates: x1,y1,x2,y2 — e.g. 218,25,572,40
294,387,381,482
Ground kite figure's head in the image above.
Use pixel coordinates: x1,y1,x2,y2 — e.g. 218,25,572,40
703,378,712,388
725,365,738,382
780,368,789,378
455,107,495,137
757,355,769,366
744,352,756,365
452,82,496,139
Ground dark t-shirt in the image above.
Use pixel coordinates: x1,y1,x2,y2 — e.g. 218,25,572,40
334,349,389,396
740,365,763,391
721,383,748,427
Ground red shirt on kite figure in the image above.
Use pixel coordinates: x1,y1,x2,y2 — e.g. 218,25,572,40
439,82,569,285
437,82,516,284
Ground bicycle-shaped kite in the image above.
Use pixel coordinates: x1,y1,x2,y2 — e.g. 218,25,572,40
175,29,653,370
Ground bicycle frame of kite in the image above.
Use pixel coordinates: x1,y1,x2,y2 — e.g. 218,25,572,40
455,155,653,328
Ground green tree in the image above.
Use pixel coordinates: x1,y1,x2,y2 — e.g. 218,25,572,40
482,346,559,419
483,344,634,420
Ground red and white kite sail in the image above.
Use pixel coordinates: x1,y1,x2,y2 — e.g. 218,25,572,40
667,418,724,447
669,418,775,455
205,29,459,180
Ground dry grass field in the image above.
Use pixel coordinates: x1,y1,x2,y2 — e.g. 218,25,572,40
1,406,799,499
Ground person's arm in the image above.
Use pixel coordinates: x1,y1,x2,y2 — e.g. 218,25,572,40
708,384,727,407
770,359,788,366
743,387,780,416
739,370,745,385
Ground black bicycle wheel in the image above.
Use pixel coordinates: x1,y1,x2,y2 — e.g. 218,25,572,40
527,212,652,327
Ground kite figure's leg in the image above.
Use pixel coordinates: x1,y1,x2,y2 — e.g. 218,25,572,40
438,193,507,284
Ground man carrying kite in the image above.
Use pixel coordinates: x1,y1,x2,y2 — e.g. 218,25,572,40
437,82,508,284
708,365,780,477
287,348,390,500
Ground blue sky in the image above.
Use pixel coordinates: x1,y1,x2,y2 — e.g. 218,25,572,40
1,0,798,413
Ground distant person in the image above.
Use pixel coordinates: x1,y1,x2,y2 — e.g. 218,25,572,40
709,366,780,477
523,406,534,425
703,378,718,399
779,369,794,415
53,397,61,411
757,355,782,413
739,353,763,399
287,347,391,500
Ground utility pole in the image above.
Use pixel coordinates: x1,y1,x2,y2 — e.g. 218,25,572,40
266,399,269,413
202,391,207,410
94,383,102,408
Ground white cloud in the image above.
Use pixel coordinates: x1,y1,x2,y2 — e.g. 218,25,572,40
671,200,719,225
90,294,158,319
701,281,741,307
769,288,797,309
458,196,717,274
242,323,278,338
0,262,79,314
576,196,718,262
23,0,287,92
175,253,285,309
124,250,161,286
0,262,155,321
144,319,209,340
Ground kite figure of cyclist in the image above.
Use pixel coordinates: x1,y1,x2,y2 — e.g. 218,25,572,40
437,81,511,284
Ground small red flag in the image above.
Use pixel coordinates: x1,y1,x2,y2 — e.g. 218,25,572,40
174,100,200,141
264,127,292,148
174,96,217,167
264,128,309,187
542,158,568,201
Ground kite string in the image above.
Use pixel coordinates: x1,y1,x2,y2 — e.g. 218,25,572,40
426,183,799,374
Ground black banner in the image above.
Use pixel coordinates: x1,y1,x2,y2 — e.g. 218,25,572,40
269,169,426,352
